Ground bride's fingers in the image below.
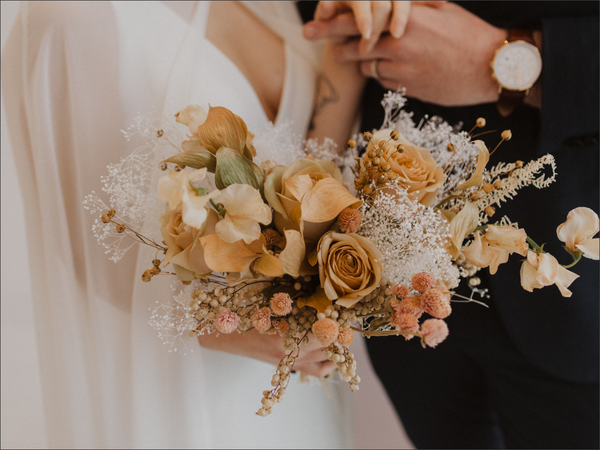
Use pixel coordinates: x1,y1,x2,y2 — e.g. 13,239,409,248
389,1,411,39
358,1,392,55
294,360,337,378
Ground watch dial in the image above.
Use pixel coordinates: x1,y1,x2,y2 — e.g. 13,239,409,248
494,41,542,90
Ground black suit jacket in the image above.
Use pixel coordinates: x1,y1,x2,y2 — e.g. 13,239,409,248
298,1,599,383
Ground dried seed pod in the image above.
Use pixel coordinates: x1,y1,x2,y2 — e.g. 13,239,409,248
108,209,116,217
482,183,494,194
101,214,111,223
347,139,357,148
493,180,503,189
390,130,400,140
476,117,486,128
485,206,496,217
116,223,126,233
501,130,512,141
363,131,372,140
446,143,455,152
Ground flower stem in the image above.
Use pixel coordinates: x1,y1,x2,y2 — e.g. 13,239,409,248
526,236,543,253
435,194,468,209
350,326,419,338
562,250,582,269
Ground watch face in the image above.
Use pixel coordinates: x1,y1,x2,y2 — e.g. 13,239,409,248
493,41,542,91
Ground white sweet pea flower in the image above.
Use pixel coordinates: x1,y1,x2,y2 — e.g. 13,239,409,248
520,251,579,297
556,207,599,260
213,184,272,244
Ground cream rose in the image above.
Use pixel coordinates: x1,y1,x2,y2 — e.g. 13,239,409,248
369,129,445,206
317,231,382,308
159,204,219,281
264,159,360,242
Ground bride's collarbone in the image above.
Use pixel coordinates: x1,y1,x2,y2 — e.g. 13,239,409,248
205,1,285,122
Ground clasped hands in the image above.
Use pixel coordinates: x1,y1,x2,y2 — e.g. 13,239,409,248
304,1,509,107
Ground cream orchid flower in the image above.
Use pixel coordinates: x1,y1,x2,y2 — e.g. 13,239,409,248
212,184,272,244
157,168,218,229
463,225,528,274
520,251,579,297
556,207,599,260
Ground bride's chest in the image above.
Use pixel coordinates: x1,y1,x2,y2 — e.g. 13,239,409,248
205,1,285,123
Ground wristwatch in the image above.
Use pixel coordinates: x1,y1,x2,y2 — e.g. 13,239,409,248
491,29,542,117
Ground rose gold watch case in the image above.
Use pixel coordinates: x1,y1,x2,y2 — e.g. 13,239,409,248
490,40,542,92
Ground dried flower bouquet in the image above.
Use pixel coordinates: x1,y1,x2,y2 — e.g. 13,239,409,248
85,92,598,416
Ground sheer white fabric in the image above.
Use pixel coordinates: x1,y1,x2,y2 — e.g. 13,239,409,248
1,2,353,448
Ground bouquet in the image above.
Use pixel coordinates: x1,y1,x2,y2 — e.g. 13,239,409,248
85,92,598,416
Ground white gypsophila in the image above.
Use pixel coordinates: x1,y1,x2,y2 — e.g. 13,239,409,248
83,113,182,262
148,283,198,354
358,182,459,288
475,154,557,223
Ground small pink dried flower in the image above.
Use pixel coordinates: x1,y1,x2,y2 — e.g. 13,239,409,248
312,318,340,346
272,319,289,337
420,319,449,348
338,207,362,233
390,312,419,340
214,309,240,334
391,283,411,299
270,292,293,316
337,328,355,347
251,307,272,332
420,288,451,319
397,297,424,318
411,272,437,293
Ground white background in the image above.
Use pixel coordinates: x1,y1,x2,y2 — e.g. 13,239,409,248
0,1,412,447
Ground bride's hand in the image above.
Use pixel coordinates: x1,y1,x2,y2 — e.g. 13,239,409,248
306,1,446,53
198,329,337,378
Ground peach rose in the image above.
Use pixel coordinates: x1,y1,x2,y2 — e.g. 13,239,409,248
316,231,382,308
368,129,445,206
159,204,219,282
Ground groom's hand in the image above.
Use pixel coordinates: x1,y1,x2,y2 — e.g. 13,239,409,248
306,2,509,107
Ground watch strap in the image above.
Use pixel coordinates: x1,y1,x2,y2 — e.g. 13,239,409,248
497,29,535,117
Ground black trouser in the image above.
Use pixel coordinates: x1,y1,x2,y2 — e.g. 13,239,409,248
365,299,600,449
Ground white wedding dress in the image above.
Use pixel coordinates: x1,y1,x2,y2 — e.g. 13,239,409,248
2,2,354,448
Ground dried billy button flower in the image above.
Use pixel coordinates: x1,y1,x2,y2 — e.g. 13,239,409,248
270,293,293,316
390,312,419,340
420,288,451,319
347,139,357,148
501,130,512,141
396,297,424,319
411,272,437,293
338,207,362,233
312,318,340,346
476,117,486,128
337,328,355,347
391,283,411,299
252,307,272,332
390,130,400,140
215,309,240,334
363,131,372,140
421,319,449,348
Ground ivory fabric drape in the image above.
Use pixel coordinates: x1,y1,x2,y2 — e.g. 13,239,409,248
1,2,354,447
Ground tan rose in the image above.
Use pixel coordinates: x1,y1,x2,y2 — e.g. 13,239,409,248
368,129,445,206
264,159,360,242
159,204,219,281
316,231,382,308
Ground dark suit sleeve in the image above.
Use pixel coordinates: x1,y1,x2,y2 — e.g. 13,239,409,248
539,16,599,153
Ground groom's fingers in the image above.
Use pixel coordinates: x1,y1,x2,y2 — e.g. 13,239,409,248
332,37,396,63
